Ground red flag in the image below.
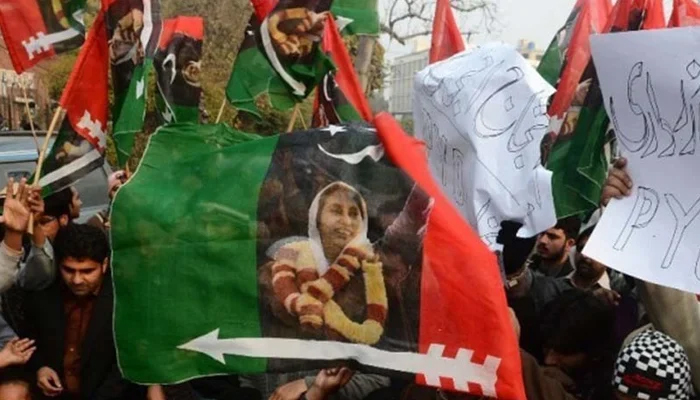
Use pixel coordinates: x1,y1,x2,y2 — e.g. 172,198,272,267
251,0,277,20
59,12,109,152
0,0,85,73
669,0,700,26
604,0,665,32
429,0,465,64
374,112,526,400
547,0,611,121
315,16,372,123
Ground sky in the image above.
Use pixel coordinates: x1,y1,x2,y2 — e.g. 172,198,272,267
380,0,676,60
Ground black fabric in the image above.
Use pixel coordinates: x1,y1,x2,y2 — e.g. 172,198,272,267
497,221,537,275
24,274,142,400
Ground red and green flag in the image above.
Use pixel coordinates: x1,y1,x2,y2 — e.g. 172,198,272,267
546,0,665,218
312,15,371,127
668,0,700,27
429,0,465,64
154,16,204,125
225,0,334,118
106,0,162,167
111,115,525,399
330,0,379,35
0,0,86,73
39,11,108,194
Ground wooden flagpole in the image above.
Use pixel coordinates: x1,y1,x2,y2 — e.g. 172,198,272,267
19,79,40,155
286,103,300,133
27,106,63,233
34,106,64,185
299,109,308,130
215,98,226,124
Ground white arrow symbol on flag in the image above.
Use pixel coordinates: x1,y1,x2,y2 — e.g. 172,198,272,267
136,79,145,99
178,329,500,397
22,28,81,60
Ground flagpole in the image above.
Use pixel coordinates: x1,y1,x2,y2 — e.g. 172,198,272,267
286,104,300,133
215,98,226,124
299,110,308,130
34,106,64,185
19,78,41,155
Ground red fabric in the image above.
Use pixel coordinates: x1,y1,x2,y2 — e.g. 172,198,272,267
320,16,373,122
374,113,525,400
429,0,465,64
0,0,54,73
669,0,700,27
59,12,109,152
547,0,611,119
158,16,204,50
252,0,277,20
642,0,667,29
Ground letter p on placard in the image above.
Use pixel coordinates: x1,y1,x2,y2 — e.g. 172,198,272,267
614,187,660,251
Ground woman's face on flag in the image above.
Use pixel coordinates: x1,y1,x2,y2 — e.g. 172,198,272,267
318,188,363,255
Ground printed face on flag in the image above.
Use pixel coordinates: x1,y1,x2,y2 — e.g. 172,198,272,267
257,126,429,361
107,3,146,92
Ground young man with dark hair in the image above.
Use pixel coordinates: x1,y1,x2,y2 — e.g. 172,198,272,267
530,216,581,278
539,290,616,399
565,226,613,292
25,224,143,399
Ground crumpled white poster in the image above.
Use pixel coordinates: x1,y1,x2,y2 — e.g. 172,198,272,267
584,27,700,294
413,43,557,248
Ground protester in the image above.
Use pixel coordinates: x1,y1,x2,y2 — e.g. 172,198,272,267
68,187,82,220
497,221,573,359
566,226,615,292
25,224,144,399
530,217,581,278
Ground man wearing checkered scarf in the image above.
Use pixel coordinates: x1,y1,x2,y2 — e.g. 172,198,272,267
613,329,694,400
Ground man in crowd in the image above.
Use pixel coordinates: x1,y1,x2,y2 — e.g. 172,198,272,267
566,226,613,292
68,187,82,220
530,216,581,278
25,223,143,399
497,221,574,359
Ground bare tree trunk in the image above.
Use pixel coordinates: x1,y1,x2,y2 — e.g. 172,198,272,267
354,35,376,94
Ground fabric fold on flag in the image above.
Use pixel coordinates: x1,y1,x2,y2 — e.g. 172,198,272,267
669,0,700,27
0,0,86,73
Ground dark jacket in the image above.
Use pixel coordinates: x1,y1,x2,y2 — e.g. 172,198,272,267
25,273,141,400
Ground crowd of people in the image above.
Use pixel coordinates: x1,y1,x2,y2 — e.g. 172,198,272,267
0,158,694,400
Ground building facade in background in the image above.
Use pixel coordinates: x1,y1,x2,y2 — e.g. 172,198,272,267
387,38,544,119
0,34,51,130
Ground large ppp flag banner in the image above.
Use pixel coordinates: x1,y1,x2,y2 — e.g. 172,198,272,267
0,0,86,73
111,120,525,399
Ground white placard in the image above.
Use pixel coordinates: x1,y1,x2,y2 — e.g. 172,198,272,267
413,43,557,248
585,27,700,294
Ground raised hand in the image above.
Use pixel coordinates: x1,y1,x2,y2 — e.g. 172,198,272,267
0,178,31,233
601,158,633,206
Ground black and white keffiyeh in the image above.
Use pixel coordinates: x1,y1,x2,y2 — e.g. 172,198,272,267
613,329,692,400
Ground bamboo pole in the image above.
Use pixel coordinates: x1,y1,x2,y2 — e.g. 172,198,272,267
215,98,226,124
19,79,40,155
299,110,308,130
286,103,300,133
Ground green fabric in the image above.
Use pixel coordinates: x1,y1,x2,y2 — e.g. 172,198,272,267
64,0,87,32
331,0,379,35
225,19,334,119
548,106,609,219
112,123,275,383
537,38,563,87
113,60,152,167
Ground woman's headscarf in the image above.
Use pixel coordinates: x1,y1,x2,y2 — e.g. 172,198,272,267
308,182,370,275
